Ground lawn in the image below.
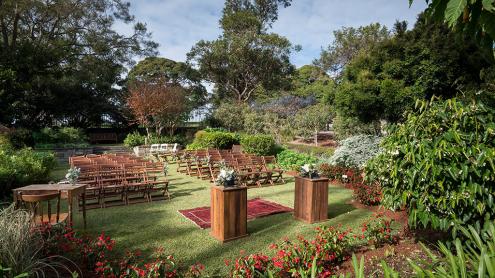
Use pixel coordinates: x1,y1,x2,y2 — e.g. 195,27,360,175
62,163,372,276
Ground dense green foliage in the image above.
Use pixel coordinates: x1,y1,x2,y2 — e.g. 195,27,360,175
240,134,276,156
0,0,157,128
0,142,56,197
328,135,382,169
123,132,146,148
187,0,296,103
33,127,89,148
409,0,495,55
187,130,239,150
365,98,495,232
276,149,318,171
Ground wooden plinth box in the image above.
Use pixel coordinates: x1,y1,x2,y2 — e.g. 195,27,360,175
294,176,329,223
210,185,248,242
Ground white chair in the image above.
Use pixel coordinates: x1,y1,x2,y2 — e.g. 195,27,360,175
150,144,160,154
159,144,169,153
171,143,178,152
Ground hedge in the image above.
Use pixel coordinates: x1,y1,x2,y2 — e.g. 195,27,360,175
240,134,276,156
186,130,240,150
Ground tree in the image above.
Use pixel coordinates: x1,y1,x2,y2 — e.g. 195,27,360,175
0,0,157,128
409,0,495,56
291,65,335,103
333,14,494,127
294,104,332,146
127,79,187,137
314,23,390,75
212,102,250,131
187,0,297,103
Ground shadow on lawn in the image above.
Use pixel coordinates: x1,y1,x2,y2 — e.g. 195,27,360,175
171,186,207,197
328,203,355,219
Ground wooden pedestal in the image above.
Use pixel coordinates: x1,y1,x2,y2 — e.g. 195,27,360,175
294,176,329,223
210,185,248,242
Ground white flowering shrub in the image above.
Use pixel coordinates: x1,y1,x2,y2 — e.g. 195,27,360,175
327,135,382,169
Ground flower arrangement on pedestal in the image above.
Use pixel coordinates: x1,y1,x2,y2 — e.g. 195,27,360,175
65,167,80,185
216,163,237,187
299,164,319,179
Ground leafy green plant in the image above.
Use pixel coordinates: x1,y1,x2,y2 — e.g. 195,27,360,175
328,135,381,169
366,98,495,231
33,127,88,147
240,134,276,156
276,149,318,171
0,148,56,198
187,130,239,150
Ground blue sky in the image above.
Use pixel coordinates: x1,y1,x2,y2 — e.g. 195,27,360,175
117,0,427,67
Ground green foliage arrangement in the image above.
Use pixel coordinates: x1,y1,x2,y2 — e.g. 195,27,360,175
0,147,56,198
123,131,146,147
365,98,495,232
187,130,239,150
33,127,89,148
6,128,34,149
240,134,276,156
328,135,382,169
276,149,318,171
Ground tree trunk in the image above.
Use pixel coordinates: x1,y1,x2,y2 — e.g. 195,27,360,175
314,130,318,146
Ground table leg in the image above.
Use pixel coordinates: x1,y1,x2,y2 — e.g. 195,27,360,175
82,192,86,229
68,194,73,225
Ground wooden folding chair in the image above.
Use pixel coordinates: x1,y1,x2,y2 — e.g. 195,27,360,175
16,191,68,225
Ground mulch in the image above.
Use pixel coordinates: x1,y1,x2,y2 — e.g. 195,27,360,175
178,198,293,229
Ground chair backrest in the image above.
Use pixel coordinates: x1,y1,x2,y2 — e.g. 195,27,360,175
232,145,242,153
16,191,62,224
159,144,168,151
150,144,159,151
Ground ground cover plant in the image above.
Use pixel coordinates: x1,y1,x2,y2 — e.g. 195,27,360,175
276,149,319,171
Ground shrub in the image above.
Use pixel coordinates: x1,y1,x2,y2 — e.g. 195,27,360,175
276,149,318,171
328,134,381,169
353,182,381,206
365,98,495,232
286,143,335,159
332,114,381,140
123,131,146,147
33,127,88,148
240,134,276,156
231,225,353,277
7,128,34,149
361,213,395,247
187,130,239,150
0,148,56,198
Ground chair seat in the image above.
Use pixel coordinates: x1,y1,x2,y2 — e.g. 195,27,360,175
34,212,69,225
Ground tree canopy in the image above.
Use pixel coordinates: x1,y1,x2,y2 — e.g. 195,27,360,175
0,0,157,128
187,0,297,104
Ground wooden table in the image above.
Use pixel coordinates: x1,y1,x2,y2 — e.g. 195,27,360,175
210,185,248,242
13,184,87,228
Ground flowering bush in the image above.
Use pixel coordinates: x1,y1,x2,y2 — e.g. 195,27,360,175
361,214,395,248
230,253,273,277
40,224,204,277
353,182,381,206
230,225,353,277
328,134,381,169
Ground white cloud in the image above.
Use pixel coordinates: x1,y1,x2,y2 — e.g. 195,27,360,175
116,0,427,67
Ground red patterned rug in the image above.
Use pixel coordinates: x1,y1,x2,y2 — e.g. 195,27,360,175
178,198,293,229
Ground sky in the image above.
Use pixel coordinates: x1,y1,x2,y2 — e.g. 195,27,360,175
116,0,428,67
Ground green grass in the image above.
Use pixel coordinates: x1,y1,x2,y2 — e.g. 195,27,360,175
66,163,371,276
